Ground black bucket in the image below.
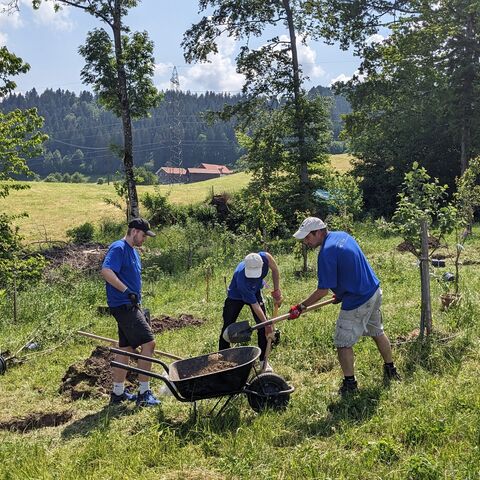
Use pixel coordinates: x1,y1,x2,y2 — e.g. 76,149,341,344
0,355,6,375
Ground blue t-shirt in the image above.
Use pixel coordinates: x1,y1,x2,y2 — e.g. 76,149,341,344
317,231,379,310
227,251,269,304
102,239,142,308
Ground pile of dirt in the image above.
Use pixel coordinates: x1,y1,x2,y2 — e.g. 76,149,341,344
394,328,421,344
60,346,136,400
396,237,440,254
150,314,205,334
178,353,238,379
0,410,73,432
42,243,107,272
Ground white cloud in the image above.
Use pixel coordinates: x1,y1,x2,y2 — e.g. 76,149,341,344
29,0,73,31
156,35,244,93
365,34,385,45
330,70,365,86
279,35,325,80
0,2,23,29
0,31,7,45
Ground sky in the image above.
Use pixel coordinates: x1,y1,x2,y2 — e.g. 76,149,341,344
0,0,362,95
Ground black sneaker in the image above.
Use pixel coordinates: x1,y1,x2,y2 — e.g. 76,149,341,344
338,379,358,397
384,364,401,381
110,389,137,404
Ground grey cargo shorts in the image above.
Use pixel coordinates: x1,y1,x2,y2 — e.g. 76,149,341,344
334,288,384,348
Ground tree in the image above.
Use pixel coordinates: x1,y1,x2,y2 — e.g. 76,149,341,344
38,0,162,219
0,47,47,198
325,0,480,214
182,0,331,213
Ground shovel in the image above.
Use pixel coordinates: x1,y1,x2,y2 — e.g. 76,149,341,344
223,297,337,344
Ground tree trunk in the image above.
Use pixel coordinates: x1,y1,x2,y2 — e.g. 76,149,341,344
113,0,139,220
282,0,310,209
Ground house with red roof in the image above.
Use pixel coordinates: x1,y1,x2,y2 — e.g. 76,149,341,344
156,164,233,184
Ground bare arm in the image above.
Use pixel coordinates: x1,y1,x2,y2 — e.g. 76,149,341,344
300,288,329,308
101,268,127,293
265,252,280,291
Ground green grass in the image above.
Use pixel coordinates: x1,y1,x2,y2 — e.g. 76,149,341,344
0,222,479,479
1,155,353,243
0,172,251,242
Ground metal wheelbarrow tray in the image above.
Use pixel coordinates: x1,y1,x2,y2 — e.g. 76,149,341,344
110,346,294,413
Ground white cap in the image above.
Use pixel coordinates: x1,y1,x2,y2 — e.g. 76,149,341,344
244,253,263,278
293,217,327,239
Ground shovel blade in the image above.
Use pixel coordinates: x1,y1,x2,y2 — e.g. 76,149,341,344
223,321,253,343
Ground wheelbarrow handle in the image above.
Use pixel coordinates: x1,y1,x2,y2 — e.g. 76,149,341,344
250,297,337,332
109,347,170,373
77,331,183,360
110,361,185,402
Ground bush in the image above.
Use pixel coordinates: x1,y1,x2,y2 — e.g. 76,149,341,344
96,177,105,185
66,222,95,244
70,172,87,183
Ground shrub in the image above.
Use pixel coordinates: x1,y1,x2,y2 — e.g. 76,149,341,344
66,222,95,244
96,177,105,185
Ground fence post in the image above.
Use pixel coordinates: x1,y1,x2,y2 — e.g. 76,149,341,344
419,219,432,337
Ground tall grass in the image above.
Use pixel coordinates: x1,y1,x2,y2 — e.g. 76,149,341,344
0,221,479,479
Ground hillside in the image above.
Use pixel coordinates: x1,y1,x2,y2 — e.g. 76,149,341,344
1,155,351,242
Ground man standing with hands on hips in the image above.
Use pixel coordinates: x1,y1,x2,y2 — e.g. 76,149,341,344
101,218,160,407
289,217,400,396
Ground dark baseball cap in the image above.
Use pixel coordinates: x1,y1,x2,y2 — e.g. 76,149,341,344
128,218,156,237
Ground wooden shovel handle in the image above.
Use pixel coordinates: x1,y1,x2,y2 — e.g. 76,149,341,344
250,297,337,332
77,331,183,360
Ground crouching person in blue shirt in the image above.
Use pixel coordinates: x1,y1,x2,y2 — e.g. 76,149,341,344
290,217,400,396
101,218,160,407
219,252,282,372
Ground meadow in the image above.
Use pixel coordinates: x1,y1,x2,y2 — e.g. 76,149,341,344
1,154,351,243
0,217,479,478
1,156,479,479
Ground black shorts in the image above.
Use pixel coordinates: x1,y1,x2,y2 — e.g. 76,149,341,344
110,305,154,349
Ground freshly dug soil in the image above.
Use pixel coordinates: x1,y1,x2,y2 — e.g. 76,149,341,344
60,346,136,400
150,313,205,334
0,410,73,432
179,359,238,379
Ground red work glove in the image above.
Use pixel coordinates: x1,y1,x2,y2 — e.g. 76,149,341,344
289,303,306,319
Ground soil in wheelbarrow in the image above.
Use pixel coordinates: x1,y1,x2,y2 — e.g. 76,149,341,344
149,313,205,334
177,352,237,379
0,410,73,433
59,346,138,400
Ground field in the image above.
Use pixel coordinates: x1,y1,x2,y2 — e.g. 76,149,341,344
0,182,479,479
0,155,351,242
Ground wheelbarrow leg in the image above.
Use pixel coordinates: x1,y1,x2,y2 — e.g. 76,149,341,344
210,394,239,418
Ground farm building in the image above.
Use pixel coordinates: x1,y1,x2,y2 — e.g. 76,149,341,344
156,164,233,184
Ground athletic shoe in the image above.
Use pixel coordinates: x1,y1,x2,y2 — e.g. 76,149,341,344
109,389,137,404
384,364,401,381
338,378,358,397
136,389,161,407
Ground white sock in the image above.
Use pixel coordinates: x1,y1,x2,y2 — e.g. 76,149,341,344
139,381,150,394
113,382,125,396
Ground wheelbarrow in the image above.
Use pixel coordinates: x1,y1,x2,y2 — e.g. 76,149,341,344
110,345,294,415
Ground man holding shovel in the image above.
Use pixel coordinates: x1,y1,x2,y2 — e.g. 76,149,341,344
289,217,400,396
101,218,160,407
219,252,282,372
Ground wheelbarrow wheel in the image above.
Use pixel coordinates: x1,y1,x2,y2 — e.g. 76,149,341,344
247,373,291,413
0,355,6,375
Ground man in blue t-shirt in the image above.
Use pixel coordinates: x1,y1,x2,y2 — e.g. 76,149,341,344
219,252,282,372
101,218,160,407
289,217,400,396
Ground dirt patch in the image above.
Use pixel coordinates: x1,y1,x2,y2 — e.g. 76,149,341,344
60,346,136,400
150,314,205,334
42,243,107,273
179,354,238,379
0,410,73,432
397,237,440,254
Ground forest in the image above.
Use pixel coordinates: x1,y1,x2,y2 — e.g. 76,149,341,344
0,86,350,178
